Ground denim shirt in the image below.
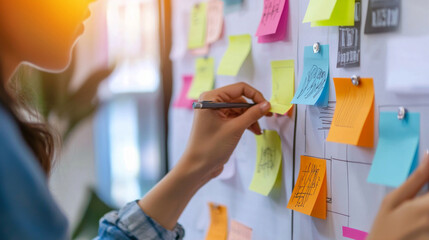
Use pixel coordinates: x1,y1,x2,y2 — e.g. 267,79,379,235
0,104,184,240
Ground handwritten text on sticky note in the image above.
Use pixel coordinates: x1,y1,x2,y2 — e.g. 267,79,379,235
188,3,208,49
291,45,329,106
327,78,374,147
287,156,326,219
258,0,289,43
249,130,282,196
188,57,215,100
255,0,286,36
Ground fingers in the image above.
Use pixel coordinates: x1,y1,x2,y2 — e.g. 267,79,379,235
248,122,262,135
200,82,267,104
229,101,271,132
387,151,429,209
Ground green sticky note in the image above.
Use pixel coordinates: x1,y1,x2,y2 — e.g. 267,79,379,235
188,3,208,49
270,60,295,114
311,0,355,26
249,130,282,196
187,58,215,100
217,34,252,76
303,0,337,23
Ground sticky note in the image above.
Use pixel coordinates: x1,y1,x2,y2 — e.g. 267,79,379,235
223,0,242,7
217,34,252,76
367,112,420,187
228,220,252,240
287,156,326,219
205,203,228,240
303,0,354,27
249,130,282,196
188,3,208,49
173,75,195,109
255,0,286,36
206,0,224,45
269,60,294,114
342,226,368,240
258,0,288,43
190,45,210,56
327,78,374,147
291,45,329,106
188,58,215,100
311,0,355,27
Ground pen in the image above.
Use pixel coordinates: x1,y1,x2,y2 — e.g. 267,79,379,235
193,101,256,109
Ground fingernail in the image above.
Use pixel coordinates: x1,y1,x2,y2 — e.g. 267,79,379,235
259,101,270,112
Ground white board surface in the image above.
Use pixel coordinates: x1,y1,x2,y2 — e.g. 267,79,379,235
169,0,429,239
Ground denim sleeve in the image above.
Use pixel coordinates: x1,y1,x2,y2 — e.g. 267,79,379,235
96,201,185,240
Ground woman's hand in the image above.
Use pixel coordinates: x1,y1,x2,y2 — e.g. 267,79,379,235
139,82,271,230
368,152,429,240
183,82,272,181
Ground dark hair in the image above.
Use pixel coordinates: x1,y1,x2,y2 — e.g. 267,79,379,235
0,68,55,176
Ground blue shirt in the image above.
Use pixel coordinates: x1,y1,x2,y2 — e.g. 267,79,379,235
0,105,184,240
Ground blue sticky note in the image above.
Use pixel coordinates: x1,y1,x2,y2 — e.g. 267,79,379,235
367,112,420,188
291,45,329,106
223,0,242,7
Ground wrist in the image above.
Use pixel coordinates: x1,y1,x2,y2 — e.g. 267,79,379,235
176,150,213,188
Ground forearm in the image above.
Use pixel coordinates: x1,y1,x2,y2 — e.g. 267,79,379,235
138,152,211,230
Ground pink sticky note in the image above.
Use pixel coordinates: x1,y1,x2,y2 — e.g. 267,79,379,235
227,220,252,240
342,226,368,240
255,0,286,37
190,45,210,56
206,0,224,44
173,75,195,109
258,0,288,43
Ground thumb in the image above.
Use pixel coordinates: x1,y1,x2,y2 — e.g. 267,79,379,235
231,101,271,131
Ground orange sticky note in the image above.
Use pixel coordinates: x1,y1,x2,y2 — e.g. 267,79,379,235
228,220,252,240
287,156,326,219
327,78,374,147
205,203,228,240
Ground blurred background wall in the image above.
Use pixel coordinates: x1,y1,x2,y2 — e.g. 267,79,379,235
15,0,175,237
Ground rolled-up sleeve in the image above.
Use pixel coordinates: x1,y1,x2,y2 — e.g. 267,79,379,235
96,201,185,240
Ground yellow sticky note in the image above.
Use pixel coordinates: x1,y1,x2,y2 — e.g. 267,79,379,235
303,0,354,27
217,34,252,76
205,203,228,240
228,220,252,240
249,130,282,196
303,0,337,22
287,156,326,219
270,60,295,114
327,78,374,147
188,3,208,49
311,0,355,26
187,58,215,100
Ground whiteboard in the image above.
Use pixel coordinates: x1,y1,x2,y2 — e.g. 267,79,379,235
169,0,429,239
